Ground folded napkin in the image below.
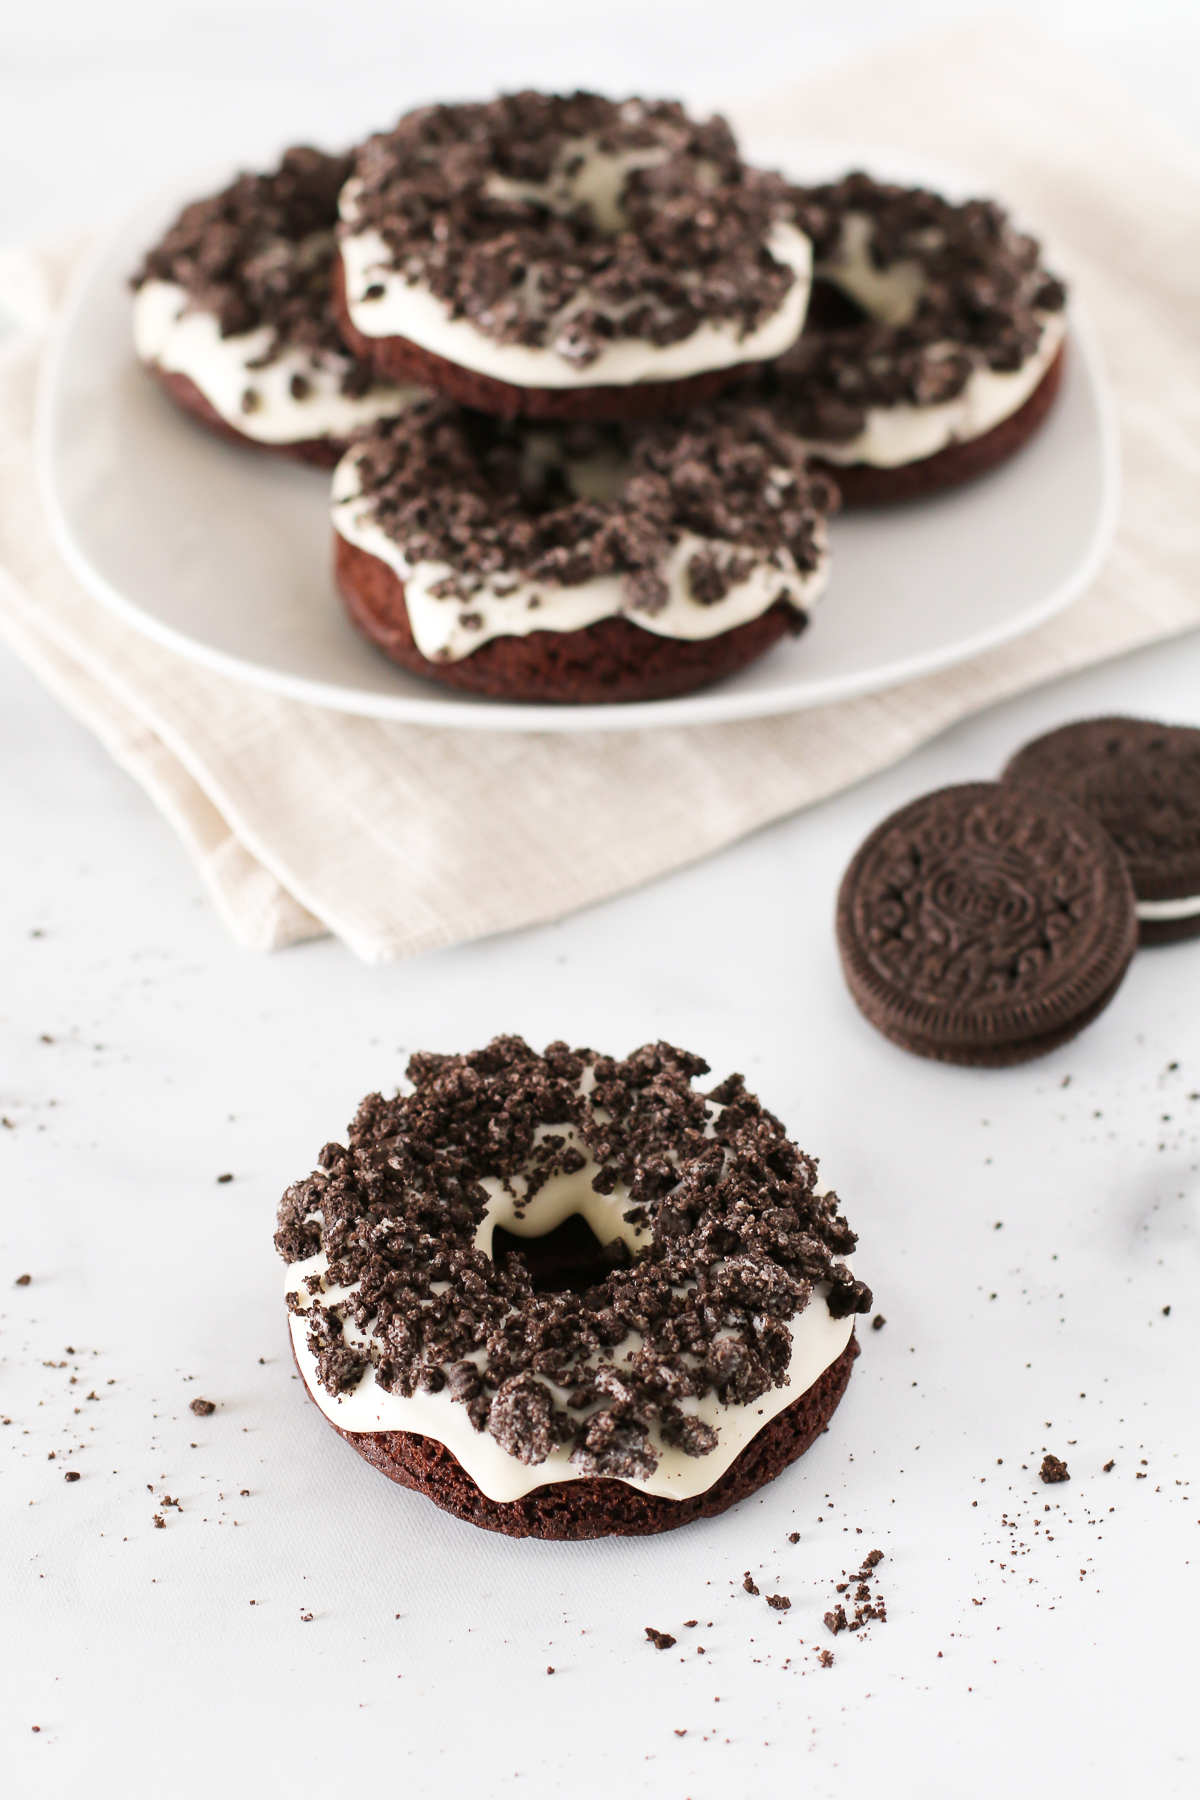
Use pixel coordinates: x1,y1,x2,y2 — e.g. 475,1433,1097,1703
2,20,1198,961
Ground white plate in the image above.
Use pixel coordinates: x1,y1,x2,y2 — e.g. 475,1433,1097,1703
37,148,1119,733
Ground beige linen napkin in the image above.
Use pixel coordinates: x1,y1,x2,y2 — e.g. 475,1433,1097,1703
2,20,1198,962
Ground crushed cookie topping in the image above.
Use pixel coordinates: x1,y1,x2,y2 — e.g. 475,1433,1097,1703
345,399,837,614
276,1037,871,1478
343,93,801,364
763,172,1067,441
133,146,377,395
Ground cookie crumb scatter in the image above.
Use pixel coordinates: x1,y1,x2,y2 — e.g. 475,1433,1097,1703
190,1398,216,1417
645,1627,677,1650
1040,1454,1070,1484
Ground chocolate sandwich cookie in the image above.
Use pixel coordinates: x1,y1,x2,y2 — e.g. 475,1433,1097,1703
335,93,812,422
277,1037,872,1540
332,398,836,704
757,172,1067,505
836,782,1138,1064
1003,718,1200,944
131,146,418,464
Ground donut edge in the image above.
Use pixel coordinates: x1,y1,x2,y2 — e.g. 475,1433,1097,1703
332,255,757,422
811,341,1067,507
334,530,805,704
145,362,345,467
295,1330,859,1539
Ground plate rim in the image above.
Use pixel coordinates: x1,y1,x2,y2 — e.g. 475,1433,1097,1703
35,161,1121,736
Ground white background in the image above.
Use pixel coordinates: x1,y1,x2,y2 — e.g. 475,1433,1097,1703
3,5,1200,1796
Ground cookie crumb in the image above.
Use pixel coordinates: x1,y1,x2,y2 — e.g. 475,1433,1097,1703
1039,1454,1070,1484
817,1649,834,1668
742,1573,760,1595
189,1397,216,1417
15,1273,31,1286
216,1172,234,1184
645,1627,676,1650
63,1470,81,1483
787,1531,800,1543
1103,1459,1115,1472
871,1314,886,1330
152,1513,165,1528
766,1594,791,1611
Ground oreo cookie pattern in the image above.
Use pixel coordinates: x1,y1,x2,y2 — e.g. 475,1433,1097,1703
276,1038,872,1538
1003,718,1200,944
836,783,1138,1064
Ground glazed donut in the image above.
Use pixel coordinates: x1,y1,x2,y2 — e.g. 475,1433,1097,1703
333,93,812,422
131,146,420,465
276,1037,873,1540
330,396,836,703
759,172,1068,504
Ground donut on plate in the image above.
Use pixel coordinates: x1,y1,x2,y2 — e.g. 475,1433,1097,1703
276,1037,873,1540
333,93,813,422
330,395,837,703
757,172,1068,504
131,146,420,466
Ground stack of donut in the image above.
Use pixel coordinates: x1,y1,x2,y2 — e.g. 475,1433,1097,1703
133,92,1068,703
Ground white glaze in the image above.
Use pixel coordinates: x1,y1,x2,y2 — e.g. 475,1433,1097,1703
331,447,829,662
338,167,812,387
134,278,420,443
1136,893,1200,922
285,1125,855,1504
803,210,1067,467
804,314,1065,468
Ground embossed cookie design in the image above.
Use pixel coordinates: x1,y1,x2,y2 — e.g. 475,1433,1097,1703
1003,718,1200,945
836,782,1138,1064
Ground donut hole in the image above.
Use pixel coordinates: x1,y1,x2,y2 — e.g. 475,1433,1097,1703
491,1212,632,1297
803,278,870,331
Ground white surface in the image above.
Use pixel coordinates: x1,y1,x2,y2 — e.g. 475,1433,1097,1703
4,624,1199,1798
37,176,1116,730
5,7,1200,1796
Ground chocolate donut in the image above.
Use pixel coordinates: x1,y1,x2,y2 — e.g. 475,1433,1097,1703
276,1038,873,1540
131,146,420,463
334,93,812,422
758,173,1068,504
331,397,836,704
